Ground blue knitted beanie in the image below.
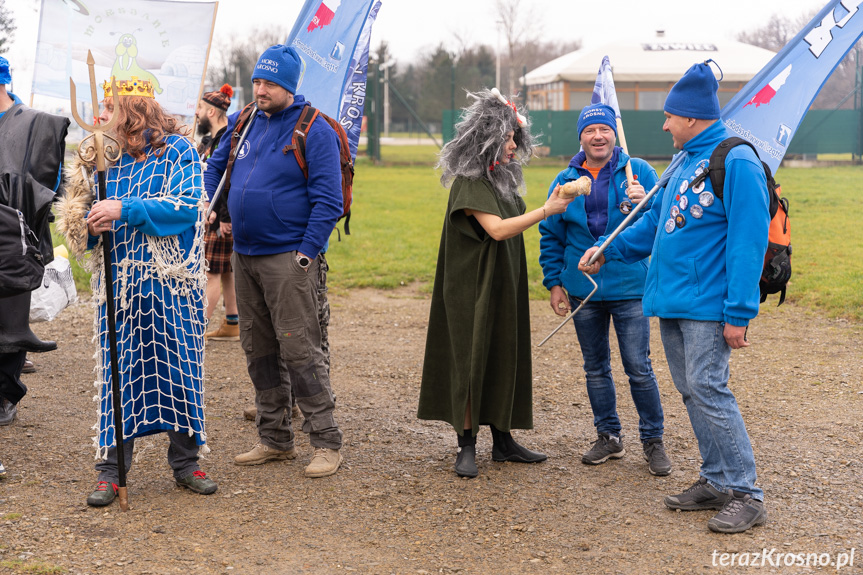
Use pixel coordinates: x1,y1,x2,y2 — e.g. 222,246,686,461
0,57,10,85
251,45,306,94
577,103,617,139
664,60,721,120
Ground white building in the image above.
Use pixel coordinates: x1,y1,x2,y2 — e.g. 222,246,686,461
525,33,777,111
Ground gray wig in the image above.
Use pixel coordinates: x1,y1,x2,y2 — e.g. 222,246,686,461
437,89,537,200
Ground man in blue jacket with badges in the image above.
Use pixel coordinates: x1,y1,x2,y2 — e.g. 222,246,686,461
539,103,671,477
579,61,769,534
203,45,343,478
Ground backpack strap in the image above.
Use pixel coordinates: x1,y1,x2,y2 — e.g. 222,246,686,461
707,137,755,202
688,136,779,218
290,105,320,180
222,102,257,196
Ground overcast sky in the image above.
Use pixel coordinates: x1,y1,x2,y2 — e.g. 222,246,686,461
6,0,829,104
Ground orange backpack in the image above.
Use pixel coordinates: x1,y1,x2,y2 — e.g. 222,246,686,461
696,137,791,305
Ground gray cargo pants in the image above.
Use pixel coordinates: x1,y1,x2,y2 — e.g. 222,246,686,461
232,251,342,451
96,431,200,483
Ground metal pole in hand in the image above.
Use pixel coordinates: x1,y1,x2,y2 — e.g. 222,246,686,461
537,152,687,347
204,103,258,222
70,52,129,511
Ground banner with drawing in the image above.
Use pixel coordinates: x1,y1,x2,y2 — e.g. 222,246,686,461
32,0,217,116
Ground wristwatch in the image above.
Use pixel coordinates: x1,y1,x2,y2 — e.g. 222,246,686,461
296,254,312,269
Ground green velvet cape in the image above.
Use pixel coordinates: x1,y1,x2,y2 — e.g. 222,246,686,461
418,176,533,435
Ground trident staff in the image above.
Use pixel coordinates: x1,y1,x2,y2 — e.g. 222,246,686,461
69,52,129,511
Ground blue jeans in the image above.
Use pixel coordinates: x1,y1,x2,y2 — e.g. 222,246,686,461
570,298,664,442
659,318,763,500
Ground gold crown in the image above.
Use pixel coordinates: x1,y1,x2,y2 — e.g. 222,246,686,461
102,76,155,99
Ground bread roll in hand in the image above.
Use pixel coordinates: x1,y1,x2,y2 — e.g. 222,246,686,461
560,176,592,199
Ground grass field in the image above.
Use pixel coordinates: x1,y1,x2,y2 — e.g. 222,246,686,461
59,145,863,321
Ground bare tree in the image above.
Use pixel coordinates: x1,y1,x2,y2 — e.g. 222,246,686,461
737,15,804,52
206,27,288,107
495,0,542,95
0,0,16,55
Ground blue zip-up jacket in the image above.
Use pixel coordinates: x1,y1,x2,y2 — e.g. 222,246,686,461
539,147,658,300
601,121,769,326
203,95,342,257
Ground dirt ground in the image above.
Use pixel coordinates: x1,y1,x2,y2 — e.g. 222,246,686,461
1,287,862,574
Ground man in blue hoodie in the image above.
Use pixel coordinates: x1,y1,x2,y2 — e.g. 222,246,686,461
539,103,670,477
579,61,769,534
203,45,343,478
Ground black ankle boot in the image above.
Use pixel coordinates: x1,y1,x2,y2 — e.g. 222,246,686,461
455,429,478,478
0,291,57,353
490,425,547,463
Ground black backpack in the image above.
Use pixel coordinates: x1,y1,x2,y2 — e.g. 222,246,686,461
0,203,44,298
690,137,791,305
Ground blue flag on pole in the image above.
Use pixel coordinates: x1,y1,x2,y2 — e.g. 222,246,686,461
286,0,382,161
722,0,863,174
590,55,621,118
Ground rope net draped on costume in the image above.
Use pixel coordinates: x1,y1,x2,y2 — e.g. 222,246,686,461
87,137,208,460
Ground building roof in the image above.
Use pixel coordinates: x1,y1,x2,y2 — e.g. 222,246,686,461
525,37,777,85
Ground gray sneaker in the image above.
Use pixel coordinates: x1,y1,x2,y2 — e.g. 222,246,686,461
176,470,218,495
0,398,17,426
581,432,625,465
643,438,672,476
708,492,767,533
664,477,730,510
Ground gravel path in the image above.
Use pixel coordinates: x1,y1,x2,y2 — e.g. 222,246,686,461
1,287,861,574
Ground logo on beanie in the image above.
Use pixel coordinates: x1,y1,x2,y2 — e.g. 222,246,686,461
744,64,792,108
308,0,342,32
256,58,280,74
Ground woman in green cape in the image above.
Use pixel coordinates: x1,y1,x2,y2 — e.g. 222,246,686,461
418,89,573,477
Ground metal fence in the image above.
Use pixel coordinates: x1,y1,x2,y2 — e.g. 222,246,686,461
443,109,863,160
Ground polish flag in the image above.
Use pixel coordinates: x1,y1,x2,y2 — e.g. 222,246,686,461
307,0,342,32
744,65,793,108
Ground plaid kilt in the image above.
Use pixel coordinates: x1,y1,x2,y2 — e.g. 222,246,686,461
204,229,233,274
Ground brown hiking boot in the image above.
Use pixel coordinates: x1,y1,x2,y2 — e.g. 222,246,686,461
205,320,239,341
243,405,302,421
304,447,342,478
234,442,297,466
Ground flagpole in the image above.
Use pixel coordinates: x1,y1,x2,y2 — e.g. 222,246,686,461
191,1,219,140
616,117,635,187
592,56,635,187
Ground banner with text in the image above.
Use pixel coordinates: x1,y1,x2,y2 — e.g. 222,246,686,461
286,0,382,161
722,0,863,173
32,0,217,116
